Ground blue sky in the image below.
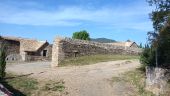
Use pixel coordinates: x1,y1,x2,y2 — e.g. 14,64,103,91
0,0,154,44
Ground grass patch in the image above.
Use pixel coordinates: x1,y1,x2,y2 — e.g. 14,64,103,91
59,54,139,66
0,73,38,96
42,80,65,92
112,69,154,96
0,73,66,96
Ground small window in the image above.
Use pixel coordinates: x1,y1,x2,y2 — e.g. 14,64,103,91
43,50,47,57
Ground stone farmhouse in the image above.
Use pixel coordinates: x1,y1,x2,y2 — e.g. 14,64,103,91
0,36,52,62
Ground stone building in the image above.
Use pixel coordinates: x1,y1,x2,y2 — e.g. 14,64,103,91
51,37,142,67
0,36,52,62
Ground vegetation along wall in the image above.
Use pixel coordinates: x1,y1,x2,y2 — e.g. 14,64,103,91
51,37,142,67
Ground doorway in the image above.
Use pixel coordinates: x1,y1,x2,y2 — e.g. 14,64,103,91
43,50,47,57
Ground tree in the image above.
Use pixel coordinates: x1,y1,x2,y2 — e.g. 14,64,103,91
0,37,6,79
72,30,90,40
139,43,143,48
147,0,170,32
141,0,170,68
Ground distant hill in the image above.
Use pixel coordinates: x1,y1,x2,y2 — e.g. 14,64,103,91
91,38,116,43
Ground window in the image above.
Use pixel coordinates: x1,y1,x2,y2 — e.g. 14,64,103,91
43,50,47,57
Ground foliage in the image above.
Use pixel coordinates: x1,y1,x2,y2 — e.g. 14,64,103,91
140,45,156,70
147,0,170,31
139,43,143,48
0,37,6,79
157,23,170,68
72,30,90,40
141,0,170,68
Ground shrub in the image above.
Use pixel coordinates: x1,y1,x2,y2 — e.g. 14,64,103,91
140,45,156,70
0,38,6,80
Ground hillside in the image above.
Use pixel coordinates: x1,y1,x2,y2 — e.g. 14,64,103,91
91,38,116,43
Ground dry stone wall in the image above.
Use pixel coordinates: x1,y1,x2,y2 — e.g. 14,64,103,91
51,37,142,67
146,67,170,95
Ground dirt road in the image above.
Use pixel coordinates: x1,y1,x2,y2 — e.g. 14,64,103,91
7,60,140,96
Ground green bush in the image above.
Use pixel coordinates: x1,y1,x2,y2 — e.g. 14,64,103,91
0,40,6,80
140,45,156,70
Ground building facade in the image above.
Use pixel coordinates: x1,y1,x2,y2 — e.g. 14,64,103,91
0,36,52,62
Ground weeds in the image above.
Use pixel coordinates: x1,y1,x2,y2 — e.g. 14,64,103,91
42,80,65,92
112,69,154,96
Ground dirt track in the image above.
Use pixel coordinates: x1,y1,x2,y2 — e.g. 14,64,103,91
7,60,140,96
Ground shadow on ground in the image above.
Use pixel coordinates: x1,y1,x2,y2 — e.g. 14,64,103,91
0,73,34,96
0,80,26,96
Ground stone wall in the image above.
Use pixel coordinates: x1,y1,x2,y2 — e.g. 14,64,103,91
0,39,20,55
146,67,170,95
0,39,21,62
25,55,50,61
40,44,52,60
6,54,22,63
51,37,142,67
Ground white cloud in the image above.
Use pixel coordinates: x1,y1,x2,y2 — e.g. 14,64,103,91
0,1,153,31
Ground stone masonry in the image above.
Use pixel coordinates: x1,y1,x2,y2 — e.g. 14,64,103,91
146,67,170,95
51,37,142,67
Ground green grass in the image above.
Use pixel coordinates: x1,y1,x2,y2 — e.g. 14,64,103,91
112,69,155,96
42,80,65,92
59,54,139,66
1,73,38,96
0,73,66,96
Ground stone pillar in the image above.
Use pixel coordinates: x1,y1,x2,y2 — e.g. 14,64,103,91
20,52,27,61
51,37,64,68
146,67,170,95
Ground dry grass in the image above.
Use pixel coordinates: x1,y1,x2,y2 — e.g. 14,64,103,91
59,54,139,66
0,73,66,96
112,69,155,96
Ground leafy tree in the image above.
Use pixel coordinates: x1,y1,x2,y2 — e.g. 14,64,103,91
141,0,170,68
72,30,90,40
0,36,6,79
157,23,170,68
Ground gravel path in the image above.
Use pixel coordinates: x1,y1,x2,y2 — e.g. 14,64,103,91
7,60,140,96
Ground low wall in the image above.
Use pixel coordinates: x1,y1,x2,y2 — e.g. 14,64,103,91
51,37,142,67
25,55,50,61
6,54,22,63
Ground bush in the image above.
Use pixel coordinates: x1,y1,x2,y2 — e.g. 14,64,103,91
140,45,156,70
0,39,6,80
